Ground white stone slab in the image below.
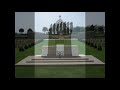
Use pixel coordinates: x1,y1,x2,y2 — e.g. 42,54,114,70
42,46,48,56
71,45,79,56
56,45,64,56
56,45,64,51
42,45,79,57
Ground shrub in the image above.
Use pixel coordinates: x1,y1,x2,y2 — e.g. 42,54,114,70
24,45,28,49
101,39,105,47
93,40,97,48
87,39,90,45
90,39,94,47
86,41,88,45
93,39,96,48
31,42,34,46
97,45,102,50
94,44,97,48
19,46,24,51
88,42,90,45
90,43,94,47
97,42,102,50
28,44,32,48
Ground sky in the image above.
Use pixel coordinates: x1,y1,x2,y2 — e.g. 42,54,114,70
35,12,85,32
86,12,105,26
15,12,105,33
15,12,34,33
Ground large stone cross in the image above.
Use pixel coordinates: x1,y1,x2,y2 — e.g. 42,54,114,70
59,15,61,19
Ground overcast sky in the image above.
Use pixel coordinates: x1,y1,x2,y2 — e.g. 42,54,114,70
86,12,105,26
35,12,85,33
15,12,34,33
15,12,105,33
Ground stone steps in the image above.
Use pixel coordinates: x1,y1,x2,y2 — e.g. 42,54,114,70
15,55,105,65
26,60,93,63
32,58,89,60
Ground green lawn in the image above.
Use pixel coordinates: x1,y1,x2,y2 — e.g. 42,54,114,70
15,47,34,63
15,39,105,78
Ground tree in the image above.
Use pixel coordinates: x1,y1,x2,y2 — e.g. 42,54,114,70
27,28,34,39
49,28,52,35
24,44,28,49
89,25,95,31
86,26,90,31
60,22,62,32
56,24,59,34
63,22,66,34
63,22,65,34
103,25,105,34
19,46,24,51
50,24,53,34
93,25,97,33
70,29,72,34
42,27,48,34
27,28,33,33
97,43,102,50
98,26,104,34
19,28,24,34
67,27,69,34
69,22,73,34
53,23,55,34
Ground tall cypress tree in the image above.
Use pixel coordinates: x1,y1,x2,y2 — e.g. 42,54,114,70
90,24,95,31
70,22,73,34
56,24,59,35
64,22,66,34
49,28,52,35
67,27,69,34
60,22,62,32
50,24,53,34
70,29,72,34
63,22,65,35
53,23,55,35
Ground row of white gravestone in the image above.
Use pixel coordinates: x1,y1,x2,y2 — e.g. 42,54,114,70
42,45,79,57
